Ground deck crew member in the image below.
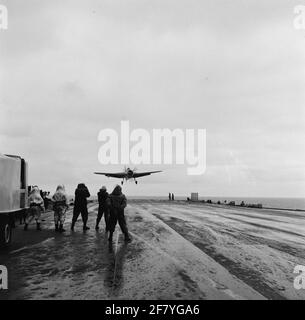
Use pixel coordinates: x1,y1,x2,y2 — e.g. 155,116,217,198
24,186,45,231
95,186,110,231
52,185,69,232
71,183,90,231
108,185,131,243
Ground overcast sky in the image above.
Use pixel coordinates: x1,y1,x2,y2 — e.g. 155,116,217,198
1,0,305,198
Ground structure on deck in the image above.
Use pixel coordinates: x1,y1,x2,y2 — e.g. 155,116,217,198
191,193,199,201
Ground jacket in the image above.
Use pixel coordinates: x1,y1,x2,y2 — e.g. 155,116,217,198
74,184,90,207
108,186,127,213
98,189,109,208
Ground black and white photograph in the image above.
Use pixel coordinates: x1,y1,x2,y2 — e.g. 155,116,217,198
1,0,305,304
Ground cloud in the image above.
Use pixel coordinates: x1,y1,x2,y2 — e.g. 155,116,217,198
0,0,304,197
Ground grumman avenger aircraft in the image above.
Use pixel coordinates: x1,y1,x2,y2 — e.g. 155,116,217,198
94,167,162,185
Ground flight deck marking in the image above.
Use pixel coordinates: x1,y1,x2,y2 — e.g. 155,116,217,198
10,237,55,254
110,231,120,297
128,209,262,300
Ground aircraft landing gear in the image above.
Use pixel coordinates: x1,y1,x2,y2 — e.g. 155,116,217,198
121,181,124,185
135,180,138,184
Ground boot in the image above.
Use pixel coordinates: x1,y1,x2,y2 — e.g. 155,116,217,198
71,222,75,231
124,233,132,243
83,225,90,231
59,224,66,233
55,223,59,232
36,223,41,231
24,223,28,231
108,232,113,242
95,217,101,231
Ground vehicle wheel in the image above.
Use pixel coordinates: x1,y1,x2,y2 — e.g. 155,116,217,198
0,215,12,248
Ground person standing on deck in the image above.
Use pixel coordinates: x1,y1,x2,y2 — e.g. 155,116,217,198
95,186,110,231
71,183,91,231
52,185,69,232
24,186,45,231
108,185,131,243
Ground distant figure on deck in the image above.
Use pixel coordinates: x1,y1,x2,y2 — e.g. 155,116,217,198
169,193,171,201
96,186,110,231
71,183,91,231
24,186,45,231
108,185,131,243
52,185,69,232
171,193,175,201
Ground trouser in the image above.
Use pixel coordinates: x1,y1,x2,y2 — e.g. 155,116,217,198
54,207,66,225
108,210,128,235
72,205,88,225
19,210,26,224
96,206,110,230
26,206,42,224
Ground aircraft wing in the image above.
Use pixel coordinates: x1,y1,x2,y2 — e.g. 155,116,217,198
94,172,126,178
133,170,162,178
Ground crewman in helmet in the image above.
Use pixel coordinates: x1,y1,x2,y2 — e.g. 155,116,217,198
95,186,110,231
24,186,45,231
71,183,91,231
108,185,131,243
52,185,69,232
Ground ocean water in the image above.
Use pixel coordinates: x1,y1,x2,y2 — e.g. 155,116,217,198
199,197,305,211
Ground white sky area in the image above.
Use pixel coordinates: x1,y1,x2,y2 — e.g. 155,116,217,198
0,0,305,198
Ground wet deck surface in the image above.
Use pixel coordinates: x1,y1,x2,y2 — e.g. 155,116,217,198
1,200,305,300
